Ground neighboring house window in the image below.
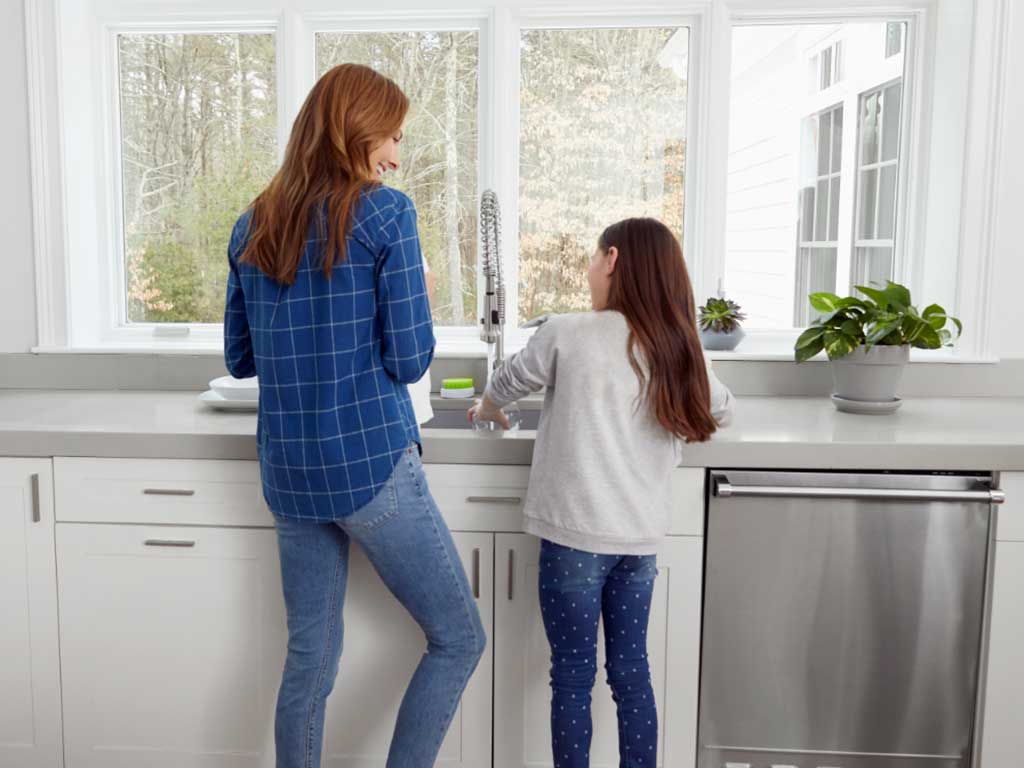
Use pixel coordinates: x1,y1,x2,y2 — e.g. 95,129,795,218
724,22,907,330
795,104,843,326
117,32,277,325
810,40,843,92
852,80,903,290
517,26,689,324
886,22,905,58
316,31,479,328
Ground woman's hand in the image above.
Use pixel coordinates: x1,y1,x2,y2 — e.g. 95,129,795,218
467,396,511,429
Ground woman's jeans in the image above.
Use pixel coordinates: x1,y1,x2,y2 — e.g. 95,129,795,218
272,445,486,768
539,539,659,768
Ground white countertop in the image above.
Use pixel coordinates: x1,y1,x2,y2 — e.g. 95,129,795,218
0,389,1022,470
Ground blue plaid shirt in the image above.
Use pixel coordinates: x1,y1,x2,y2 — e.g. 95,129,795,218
224,186,435,520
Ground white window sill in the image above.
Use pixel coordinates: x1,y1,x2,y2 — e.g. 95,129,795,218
29,342,997,364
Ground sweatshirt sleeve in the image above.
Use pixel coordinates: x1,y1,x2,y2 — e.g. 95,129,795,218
705,354,735,427
484,318,560,407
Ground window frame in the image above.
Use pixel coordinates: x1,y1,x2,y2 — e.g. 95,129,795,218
306,12,493,356
103,20,280,348
26,0,1010,362
504,8,702,350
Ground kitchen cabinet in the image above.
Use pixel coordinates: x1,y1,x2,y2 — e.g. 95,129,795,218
492,534,703,768
0,459,62,768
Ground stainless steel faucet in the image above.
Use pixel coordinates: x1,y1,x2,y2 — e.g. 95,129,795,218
479,189,505,375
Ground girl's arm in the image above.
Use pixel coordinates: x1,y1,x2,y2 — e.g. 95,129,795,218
705,356,735,426
470,318,559,425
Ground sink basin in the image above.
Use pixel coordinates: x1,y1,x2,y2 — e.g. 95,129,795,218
422,408,541,430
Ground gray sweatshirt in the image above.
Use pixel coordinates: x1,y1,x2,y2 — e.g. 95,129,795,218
484,311,734,555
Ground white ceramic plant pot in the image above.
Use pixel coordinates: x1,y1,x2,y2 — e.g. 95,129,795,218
699,327,745,351
830,344,909,403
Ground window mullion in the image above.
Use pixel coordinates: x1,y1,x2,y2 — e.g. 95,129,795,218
492,7,520,330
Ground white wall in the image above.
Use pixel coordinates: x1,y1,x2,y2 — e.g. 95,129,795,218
991,0,1024,360
1,0,38,353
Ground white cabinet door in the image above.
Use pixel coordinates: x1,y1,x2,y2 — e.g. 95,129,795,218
493,534,703,768
0,459,62,768
980,539,1024,766
322,532,494,768
57,524,287,768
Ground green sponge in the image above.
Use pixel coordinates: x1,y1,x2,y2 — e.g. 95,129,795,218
440,378,475,399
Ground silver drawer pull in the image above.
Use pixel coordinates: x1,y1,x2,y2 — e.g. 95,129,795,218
471,548,481,599
30,473,41,523
712,474,1005,504
144,539,196,548
466,495,521,505
143,488,196,497
507,549,515,601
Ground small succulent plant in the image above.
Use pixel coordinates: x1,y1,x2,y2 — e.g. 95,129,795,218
698,297,746,334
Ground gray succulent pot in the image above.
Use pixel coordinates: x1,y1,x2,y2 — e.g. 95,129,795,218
699,327,745,351
830,344,909,402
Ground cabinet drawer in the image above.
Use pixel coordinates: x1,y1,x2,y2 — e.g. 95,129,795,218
424,464,530,531
54,457,271,526
668,468,706,536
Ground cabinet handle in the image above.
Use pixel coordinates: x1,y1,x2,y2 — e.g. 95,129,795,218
144,539,196,548
143,488,196,497
507,549,515,601
30,473,41,523
466,495,521,505
471,548,481,599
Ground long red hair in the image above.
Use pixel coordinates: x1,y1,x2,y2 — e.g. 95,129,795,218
600,218,717,443
240,64,409,283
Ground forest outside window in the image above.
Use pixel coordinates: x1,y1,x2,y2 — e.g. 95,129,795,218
117,32,277,325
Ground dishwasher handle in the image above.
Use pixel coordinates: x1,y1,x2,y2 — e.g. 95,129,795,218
712,473,1005,505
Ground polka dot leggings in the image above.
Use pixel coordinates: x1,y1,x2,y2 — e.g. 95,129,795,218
539,539,658,768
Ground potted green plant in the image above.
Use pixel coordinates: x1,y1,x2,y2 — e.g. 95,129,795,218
698,297,747,351
794,281,961,412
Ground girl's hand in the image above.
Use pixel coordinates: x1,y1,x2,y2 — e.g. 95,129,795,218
467,396,511,429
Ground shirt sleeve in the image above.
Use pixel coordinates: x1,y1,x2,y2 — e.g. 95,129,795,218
223,218,256,379
484,318,560,407
377,199,435,384
704,354,735,427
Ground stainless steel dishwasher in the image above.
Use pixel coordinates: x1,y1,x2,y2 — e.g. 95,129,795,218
699,470,1005,768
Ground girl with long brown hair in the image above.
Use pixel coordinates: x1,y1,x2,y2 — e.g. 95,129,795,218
470,217,733,767
225,63,484,768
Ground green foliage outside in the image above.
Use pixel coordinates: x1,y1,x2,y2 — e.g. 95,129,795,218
120,33,277,323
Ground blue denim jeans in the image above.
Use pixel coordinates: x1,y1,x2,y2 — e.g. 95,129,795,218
272,445,486,768
539,539,659,768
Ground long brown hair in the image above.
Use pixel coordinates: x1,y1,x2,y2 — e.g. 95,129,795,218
240,64,409,283
599,218,717,443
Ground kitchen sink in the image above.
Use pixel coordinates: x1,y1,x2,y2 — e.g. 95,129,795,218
422,408,541,430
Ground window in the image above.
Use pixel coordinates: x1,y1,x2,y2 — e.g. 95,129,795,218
795,104,843,326
518,26,689,324
725,22,907,330
885,22,905,58
315,31,479,328
853,81,903,289
32,2,1000,358
810,41,843,92
117,32,277,325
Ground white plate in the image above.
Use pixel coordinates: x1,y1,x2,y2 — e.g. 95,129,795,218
831,394,903,415
209,375,259,401
199,390,258,411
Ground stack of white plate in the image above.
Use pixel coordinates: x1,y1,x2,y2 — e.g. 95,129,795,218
199,376,259,411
